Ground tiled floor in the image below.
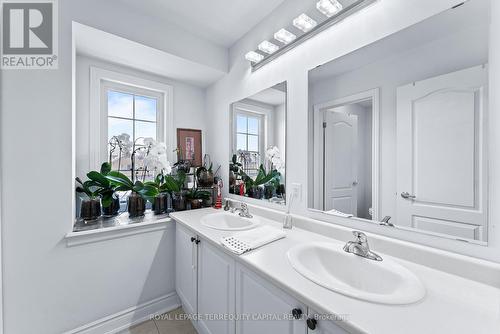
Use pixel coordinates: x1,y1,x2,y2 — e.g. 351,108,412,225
120,307,197,334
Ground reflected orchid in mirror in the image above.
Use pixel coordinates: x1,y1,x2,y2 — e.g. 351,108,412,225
266,146,285,174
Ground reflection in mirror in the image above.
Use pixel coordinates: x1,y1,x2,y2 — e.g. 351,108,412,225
229,82,287,205
308,0,490,244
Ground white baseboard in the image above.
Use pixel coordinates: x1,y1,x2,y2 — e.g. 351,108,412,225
65,292,181,334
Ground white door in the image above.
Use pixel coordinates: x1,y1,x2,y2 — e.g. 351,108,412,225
235,263,307,334
175,223,198,315
324,111,359,214
197,239,235,334
306,309,349,334
396,65,488,241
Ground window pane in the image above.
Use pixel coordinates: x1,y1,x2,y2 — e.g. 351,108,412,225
248,117,259,135
108,90,133,118
135,95,157,121
237,134,247,151
248,135,259,152
108,117,133,142
237,115,247,133
135,121,156,145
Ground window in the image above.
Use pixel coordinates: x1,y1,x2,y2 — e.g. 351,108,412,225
232,103,269,177
89,67,174,180
105,85,161,178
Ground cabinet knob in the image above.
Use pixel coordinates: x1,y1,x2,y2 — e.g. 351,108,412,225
195,239,200,244
291,308,302,319
190,237,196,242
307,318,317,330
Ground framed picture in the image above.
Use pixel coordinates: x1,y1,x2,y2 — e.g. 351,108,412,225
177,128,202,167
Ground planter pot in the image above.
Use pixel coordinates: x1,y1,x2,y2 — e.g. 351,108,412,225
264,184,276,200
128,192,145,218
190,199,202,209
102,194,120,217
152,193,167,215
80,199,101,221
247,186,262,199
197,170,214,187
164,193,174,214
173,192,186,211
229,171,236,186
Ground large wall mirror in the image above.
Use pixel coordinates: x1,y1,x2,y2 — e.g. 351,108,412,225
308,0,490,244
229,82,287,205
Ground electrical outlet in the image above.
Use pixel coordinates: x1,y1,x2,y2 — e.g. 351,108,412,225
291,183,302,201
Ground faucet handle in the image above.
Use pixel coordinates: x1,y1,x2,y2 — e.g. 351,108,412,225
352,231,367,243
241,203,248,210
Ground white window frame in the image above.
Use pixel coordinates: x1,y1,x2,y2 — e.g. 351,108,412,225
231,101,273,166
90,67,174,170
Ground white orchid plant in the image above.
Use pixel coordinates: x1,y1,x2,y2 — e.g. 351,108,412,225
265,146,285,174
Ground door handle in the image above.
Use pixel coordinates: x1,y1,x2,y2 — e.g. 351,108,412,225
401,192,416,200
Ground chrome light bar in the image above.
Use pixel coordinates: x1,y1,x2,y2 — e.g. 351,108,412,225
251,0,378,71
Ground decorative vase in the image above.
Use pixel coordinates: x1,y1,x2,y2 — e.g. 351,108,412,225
102,194,120,217
128,192,145,217
173,191,186,211
80,198,101,221
152,193,167,215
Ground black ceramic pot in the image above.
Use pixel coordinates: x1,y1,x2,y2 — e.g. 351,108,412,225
173,191,186,211
102,195,120,217
264,184,275,199
175,160,191,174
80,199,101,221
152,193,167,215
128,192,146,217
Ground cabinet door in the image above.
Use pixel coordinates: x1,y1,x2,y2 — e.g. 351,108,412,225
306,309,349,334
175,223,197,315
197,239,235,334
236,263,307,334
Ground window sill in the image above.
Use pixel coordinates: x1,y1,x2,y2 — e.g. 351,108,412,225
66,212,173,247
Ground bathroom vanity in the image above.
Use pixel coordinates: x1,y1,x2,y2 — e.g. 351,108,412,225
171,206,500,334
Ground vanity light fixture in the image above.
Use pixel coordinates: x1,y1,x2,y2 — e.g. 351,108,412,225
258,40,279,54
274,29,296,45
246,0,377,71
245,51,264,63
293,13,317,32
316,0,343,17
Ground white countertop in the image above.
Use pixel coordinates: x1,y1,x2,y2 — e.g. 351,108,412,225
171,208,500,334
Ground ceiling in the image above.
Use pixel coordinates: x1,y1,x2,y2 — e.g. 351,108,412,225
116,0,286,48
247,86,286,106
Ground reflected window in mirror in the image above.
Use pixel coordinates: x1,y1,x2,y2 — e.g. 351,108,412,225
308,0,490,244
230,82,287,205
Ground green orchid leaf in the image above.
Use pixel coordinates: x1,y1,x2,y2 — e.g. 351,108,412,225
100,162,112,175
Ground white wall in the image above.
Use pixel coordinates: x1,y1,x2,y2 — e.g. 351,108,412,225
0,0,219,332
205,0,500,262
75,55,207,179
309,23,488,225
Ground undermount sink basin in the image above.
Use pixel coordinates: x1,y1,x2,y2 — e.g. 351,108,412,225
201,212,260,231
287,242,425,305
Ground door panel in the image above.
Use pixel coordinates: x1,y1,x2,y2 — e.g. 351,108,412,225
396,65,488,241
175,223,197,315
235,263,306,334
324,112,359,214
197,240,235,334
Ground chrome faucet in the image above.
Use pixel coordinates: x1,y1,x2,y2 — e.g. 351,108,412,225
231,202,253,218
379,216,394,227
343,231,382,261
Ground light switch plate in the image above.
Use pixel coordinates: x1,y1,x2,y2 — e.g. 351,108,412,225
291,183,302,201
